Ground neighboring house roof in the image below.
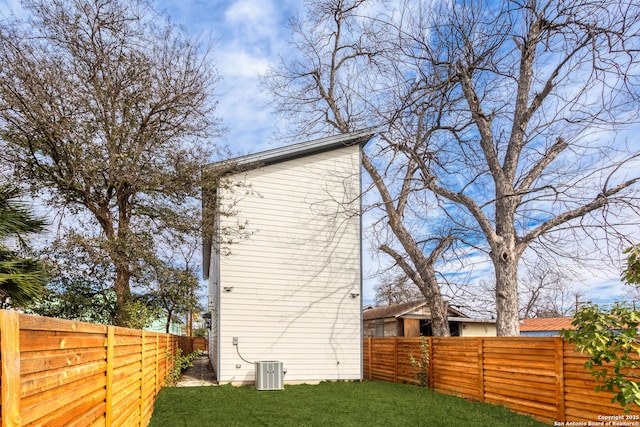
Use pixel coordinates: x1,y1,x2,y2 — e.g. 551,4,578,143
362,300,468,321
363,300,426,321
202,129,375,281
520,316,575,332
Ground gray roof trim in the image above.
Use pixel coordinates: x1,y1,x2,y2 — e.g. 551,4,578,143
448,316,496,324
205,128,375,171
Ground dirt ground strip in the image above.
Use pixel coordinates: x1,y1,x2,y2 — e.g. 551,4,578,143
176,354,217,386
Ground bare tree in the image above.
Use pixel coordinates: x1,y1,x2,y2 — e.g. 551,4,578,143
374,274,424,306
0,0,222,325
454,257,583,319
390,0,640,335
265,0,456,335
519,259,582,318
147,264,201,334
143,227,202,333
266,0,640,335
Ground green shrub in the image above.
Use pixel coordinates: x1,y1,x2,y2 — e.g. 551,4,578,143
165,349,203,386
562,302,640,412
409,336,430,387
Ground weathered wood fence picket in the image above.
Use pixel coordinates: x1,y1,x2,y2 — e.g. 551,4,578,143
0,310,185,427
364,336,640,424
177,336,208,354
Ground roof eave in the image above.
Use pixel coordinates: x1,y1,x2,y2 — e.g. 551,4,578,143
204,128,375,172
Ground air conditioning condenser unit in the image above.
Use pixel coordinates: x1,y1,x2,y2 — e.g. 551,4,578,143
255,361,284,391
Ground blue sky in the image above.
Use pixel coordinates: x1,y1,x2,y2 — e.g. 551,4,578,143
152,0,635,308
0,0,635,310
154,0,303,155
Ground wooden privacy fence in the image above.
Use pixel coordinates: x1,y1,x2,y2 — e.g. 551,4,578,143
364,336,640,424
177,336,208,354
0,310,186,427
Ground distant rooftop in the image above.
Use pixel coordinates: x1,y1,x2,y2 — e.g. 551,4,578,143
362,300,468,321
363,300,427,321
519,317,575,332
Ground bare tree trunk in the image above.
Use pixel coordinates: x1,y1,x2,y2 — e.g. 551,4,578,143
491,244,521,336
114,263,132,326
366,153,452,336
165,309,173,334
422,269,450,336
491,180,522,335
380,245,452,336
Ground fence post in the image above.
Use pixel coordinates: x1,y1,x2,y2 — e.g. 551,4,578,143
427,337,434,391
1,310,21,427
140,330,146,426
555,337,566,423
367,338,372,380
106,326,115,427
155,333,160,395
393,338,398,383
477,337,485,401
165,335,170,382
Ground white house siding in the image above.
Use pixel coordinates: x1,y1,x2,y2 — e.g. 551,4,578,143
207,248,220,376
215,144,362,384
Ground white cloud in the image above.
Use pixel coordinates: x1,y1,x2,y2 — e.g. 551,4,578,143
0,0,24,17
154,0,298,156
225,0,277,33
217,49,271,78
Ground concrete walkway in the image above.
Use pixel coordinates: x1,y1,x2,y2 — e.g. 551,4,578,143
175,354,217,387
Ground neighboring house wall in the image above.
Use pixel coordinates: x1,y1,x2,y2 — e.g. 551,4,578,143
363,301,433,338
362,301,495,337
208,141,363,384
145,318,184,335
364,318,496,337
460,322,497,337
366,318,401,337
363,307,497,337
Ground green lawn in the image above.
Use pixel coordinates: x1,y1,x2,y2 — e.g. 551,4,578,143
149,381,551,426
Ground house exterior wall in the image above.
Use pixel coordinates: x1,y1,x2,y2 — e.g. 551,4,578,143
364,318,497,337
363,319,375,337
363,318,400,337
460,322,497,336
213,144,362,384
208,251,219,376
145,318,184,335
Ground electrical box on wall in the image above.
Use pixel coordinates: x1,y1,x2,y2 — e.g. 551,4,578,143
255,361,284,391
